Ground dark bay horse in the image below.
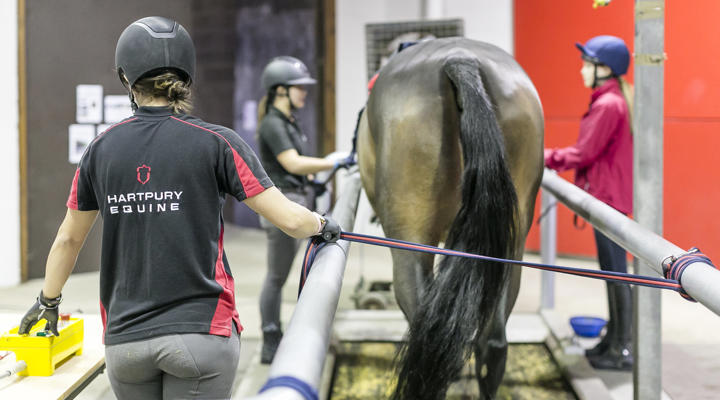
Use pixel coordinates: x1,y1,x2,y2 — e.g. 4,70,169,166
356,37,544,399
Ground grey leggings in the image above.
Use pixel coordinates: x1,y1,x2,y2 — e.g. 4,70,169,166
105,327,240,400
259,190,309,330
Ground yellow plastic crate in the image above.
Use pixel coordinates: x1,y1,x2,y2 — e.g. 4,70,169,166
0,317,84,376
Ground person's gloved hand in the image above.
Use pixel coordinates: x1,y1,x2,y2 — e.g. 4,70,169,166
334,154,357,170
543,148,553,166
318,215,342,243
18,291,62,336
309,180,328,197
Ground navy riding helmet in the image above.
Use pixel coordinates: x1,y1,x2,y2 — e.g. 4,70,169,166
576,35,630,76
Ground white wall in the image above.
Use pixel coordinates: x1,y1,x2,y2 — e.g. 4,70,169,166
334,0,513,151
335,0,419,152
0,0,20,287
445,0,513,54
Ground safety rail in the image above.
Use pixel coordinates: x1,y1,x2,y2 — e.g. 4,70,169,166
248,168,720,399
540,169,720,316
247,171,362,400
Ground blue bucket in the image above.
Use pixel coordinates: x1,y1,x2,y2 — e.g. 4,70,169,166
569,316,607,338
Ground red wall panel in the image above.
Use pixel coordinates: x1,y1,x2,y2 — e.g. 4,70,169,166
664,121,720,261
516,0,634,258
515,0,634,119
517,0,720,261
665,1,720,118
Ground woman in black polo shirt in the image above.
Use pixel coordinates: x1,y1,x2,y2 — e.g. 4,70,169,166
18,17,340,400
256,56,354,364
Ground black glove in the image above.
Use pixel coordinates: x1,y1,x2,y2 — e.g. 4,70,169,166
309,180,328,197
319,215,342,243
334,154,357,170
18,291,62,336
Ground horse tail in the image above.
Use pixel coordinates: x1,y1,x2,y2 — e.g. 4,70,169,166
392,57,519,400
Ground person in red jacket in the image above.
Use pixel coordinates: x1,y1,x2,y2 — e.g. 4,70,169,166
544,35,634,370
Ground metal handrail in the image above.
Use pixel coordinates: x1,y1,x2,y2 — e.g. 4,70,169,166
247,171,362,400
541,169,720,316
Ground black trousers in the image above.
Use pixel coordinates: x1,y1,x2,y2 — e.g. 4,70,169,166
593,228,628,273
593,227,632,347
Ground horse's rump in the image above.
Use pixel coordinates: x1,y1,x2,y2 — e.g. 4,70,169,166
358,38,544,400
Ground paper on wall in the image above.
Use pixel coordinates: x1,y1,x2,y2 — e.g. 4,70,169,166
68,124,96,164
104,95,133,123
76,85,103,124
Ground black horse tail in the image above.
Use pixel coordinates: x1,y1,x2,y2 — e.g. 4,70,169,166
392,57,519,400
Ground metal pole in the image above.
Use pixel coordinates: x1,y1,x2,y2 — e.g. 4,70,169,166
634,1,665,398
541,170,720,316
539,189,557,309
247,172,362,400
420,0,444,19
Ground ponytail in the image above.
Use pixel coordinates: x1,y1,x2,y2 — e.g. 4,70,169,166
255,88,278,141
618,76,634,131
133,71,192,114
257,95,269,126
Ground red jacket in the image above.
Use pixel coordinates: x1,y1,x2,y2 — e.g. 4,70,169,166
544,79,633,214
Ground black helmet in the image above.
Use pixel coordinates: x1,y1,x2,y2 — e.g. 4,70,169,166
261,56,317,92
115,16,196,88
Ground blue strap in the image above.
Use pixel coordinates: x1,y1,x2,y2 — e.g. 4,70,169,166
300,230,715,302
298,238,326,298
259,375,318,400
662,247,717,302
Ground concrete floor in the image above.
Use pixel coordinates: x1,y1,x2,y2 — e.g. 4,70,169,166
1,208,719,399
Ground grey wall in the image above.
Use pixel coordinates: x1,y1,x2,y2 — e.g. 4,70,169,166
192,0,238,130
230,0,321,227
24,0,322,278
25,0,193,278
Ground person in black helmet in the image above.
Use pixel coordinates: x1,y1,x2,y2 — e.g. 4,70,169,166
17,16,341,399
256,56,354,364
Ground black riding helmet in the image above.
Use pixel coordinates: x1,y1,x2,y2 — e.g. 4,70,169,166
261,56,317,93
115,16,196,89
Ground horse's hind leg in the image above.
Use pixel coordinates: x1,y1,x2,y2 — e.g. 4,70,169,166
388,246,435,321
475,312,508,399
382,207,444,320
474,270,518,399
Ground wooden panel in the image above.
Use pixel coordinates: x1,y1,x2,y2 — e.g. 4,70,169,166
23,0,192,279
320,0,336,155
191,0,238,129
18,0,28,282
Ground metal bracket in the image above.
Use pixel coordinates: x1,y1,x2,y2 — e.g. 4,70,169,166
635,0,664,20
634,52,667,66
661,247,699,274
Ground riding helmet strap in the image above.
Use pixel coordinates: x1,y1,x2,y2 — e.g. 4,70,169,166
592,63,614,88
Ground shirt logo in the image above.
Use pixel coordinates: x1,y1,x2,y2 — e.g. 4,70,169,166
136,164,151,185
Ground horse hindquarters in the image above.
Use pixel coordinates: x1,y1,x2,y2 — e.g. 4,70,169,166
392,57,519,400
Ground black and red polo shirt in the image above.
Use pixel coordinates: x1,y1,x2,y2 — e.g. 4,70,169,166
67,106,273,345
257,106,309,191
